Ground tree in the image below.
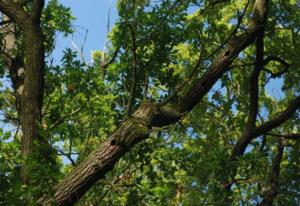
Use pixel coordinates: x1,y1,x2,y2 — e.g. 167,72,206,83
0,0,299,205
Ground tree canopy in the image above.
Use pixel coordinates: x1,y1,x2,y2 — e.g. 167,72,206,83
0,0,299,205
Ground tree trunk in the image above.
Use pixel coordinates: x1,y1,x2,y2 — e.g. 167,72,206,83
19,23,45,182
19,24,44,156
38,1,268,201
0,2,46,183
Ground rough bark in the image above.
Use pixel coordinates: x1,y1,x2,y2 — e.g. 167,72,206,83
38,102,155,205
0,14,24,106
2,0,297,205
38,1,273,205
19,22,45,157
0,0,45,183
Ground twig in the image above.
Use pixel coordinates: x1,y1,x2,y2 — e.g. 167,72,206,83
266,132,300,140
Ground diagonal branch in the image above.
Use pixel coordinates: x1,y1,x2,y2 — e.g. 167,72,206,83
168,0,269,115
0,1,28,26
266,132,300,140
253,96,300,137
231,96,300,159
101,46,120,70
38,0,271,205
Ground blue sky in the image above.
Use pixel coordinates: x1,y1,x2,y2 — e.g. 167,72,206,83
49,0,118,163
52,1,283,98
52,0,118,63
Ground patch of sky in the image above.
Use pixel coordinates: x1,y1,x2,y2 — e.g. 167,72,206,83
51,0,118,65
0,0,120,165
264,77,284,100
53,139,78,165
0,76,17,137
258,105,269,121
208,79,226,102
187,2,203,15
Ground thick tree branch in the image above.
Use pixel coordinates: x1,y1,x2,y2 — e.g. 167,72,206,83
229,4,266,161
231,96,300,159
32,0,45,21
1,1,46,183
0,1,29,26
257,139,284,206
253,96,300,137
38,0,271,205
246,20,265,131
167,0,269,115
226,10,265,191
167,0,249,102
38,103,155,205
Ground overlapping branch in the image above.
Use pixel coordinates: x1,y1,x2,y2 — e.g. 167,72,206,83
38,0,274,205
231,96,300,160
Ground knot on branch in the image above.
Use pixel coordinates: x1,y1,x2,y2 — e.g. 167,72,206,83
151,103,182,127
114,116,150,147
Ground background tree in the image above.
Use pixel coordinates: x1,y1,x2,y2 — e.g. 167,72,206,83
0,0,299,205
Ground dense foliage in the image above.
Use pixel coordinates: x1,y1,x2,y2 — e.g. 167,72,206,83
0,0,299,205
